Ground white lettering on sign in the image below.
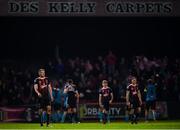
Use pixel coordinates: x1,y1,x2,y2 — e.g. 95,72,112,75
84,107,122,116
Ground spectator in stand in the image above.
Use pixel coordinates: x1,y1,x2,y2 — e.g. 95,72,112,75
85,60,93,74
105,51,117,75
56,58,64,78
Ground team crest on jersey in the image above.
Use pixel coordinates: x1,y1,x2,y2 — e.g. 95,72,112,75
102,89,110,97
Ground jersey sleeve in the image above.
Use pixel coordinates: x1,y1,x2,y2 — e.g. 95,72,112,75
99,88,102,95
126,85,130,91
64,83,69,89
34,78,38,85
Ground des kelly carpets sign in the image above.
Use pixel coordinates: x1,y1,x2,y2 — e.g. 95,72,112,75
0,0,180,16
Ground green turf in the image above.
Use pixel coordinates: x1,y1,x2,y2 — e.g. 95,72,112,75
0,121,180,129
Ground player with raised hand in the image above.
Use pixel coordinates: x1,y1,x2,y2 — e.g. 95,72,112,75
64,79,79,123
34,69,54,127
99,80,113,124
126,77,142,124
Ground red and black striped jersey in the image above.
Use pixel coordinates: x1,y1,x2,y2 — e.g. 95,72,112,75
127,84,139,99
99,87,113,102
34,77,50,96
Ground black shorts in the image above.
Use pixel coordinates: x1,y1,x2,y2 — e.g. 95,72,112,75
146,100,156,110
39,96,51,110
102,101,110,111
54,103,62,111
68,99,77,108
130,98,140,109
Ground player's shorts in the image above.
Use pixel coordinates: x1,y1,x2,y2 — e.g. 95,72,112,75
39,96,51,110
130,98,140,109
101,101,110,111
146,100,156,110
54,103,61,111
68,99,77,108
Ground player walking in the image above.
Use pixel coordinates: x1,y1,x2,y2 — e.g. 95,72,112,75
126,77,142,124
144,79,156,121
34,69,53,127
99,80,113,124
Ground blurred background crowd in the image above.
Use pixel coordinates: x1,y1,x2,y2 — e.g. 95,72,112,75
0,51,180,106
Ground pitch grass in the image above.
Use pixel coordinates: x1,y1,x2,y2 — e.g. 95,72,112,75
0,120,180,129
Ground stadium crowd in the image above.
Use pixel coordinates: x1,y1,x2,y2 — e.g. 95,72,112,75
0,51,180,106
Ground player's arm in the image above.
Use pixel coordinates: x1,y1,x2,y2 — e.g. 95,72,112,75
75,90,80,104
126,90,130,106
73,84,80,103
34,84,41,97
138,90,142,105
48,84,54,102
109,88,113,103
109,92,113,104
63,86,69,93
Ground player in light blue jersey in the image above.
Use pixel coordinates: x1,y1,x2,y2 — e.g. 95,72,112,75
144,79,156,121
52,80,62,122
61,81,69,123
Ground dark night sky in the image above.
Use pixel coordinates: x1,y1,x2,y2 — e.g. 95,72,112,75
0,17,179,60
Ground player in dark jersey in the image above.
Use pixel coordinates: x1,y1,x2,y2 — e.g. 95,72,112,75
125,75,134,121
64,79,79,123
126,78,142,124
34,69,53,127
99,80,113,124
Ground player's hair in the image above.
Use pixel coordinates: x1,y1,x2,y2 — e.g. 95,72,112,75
147,79,153,84
38,68,45,73
102,80,108,84
131,77,136,81
131,77,137,84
